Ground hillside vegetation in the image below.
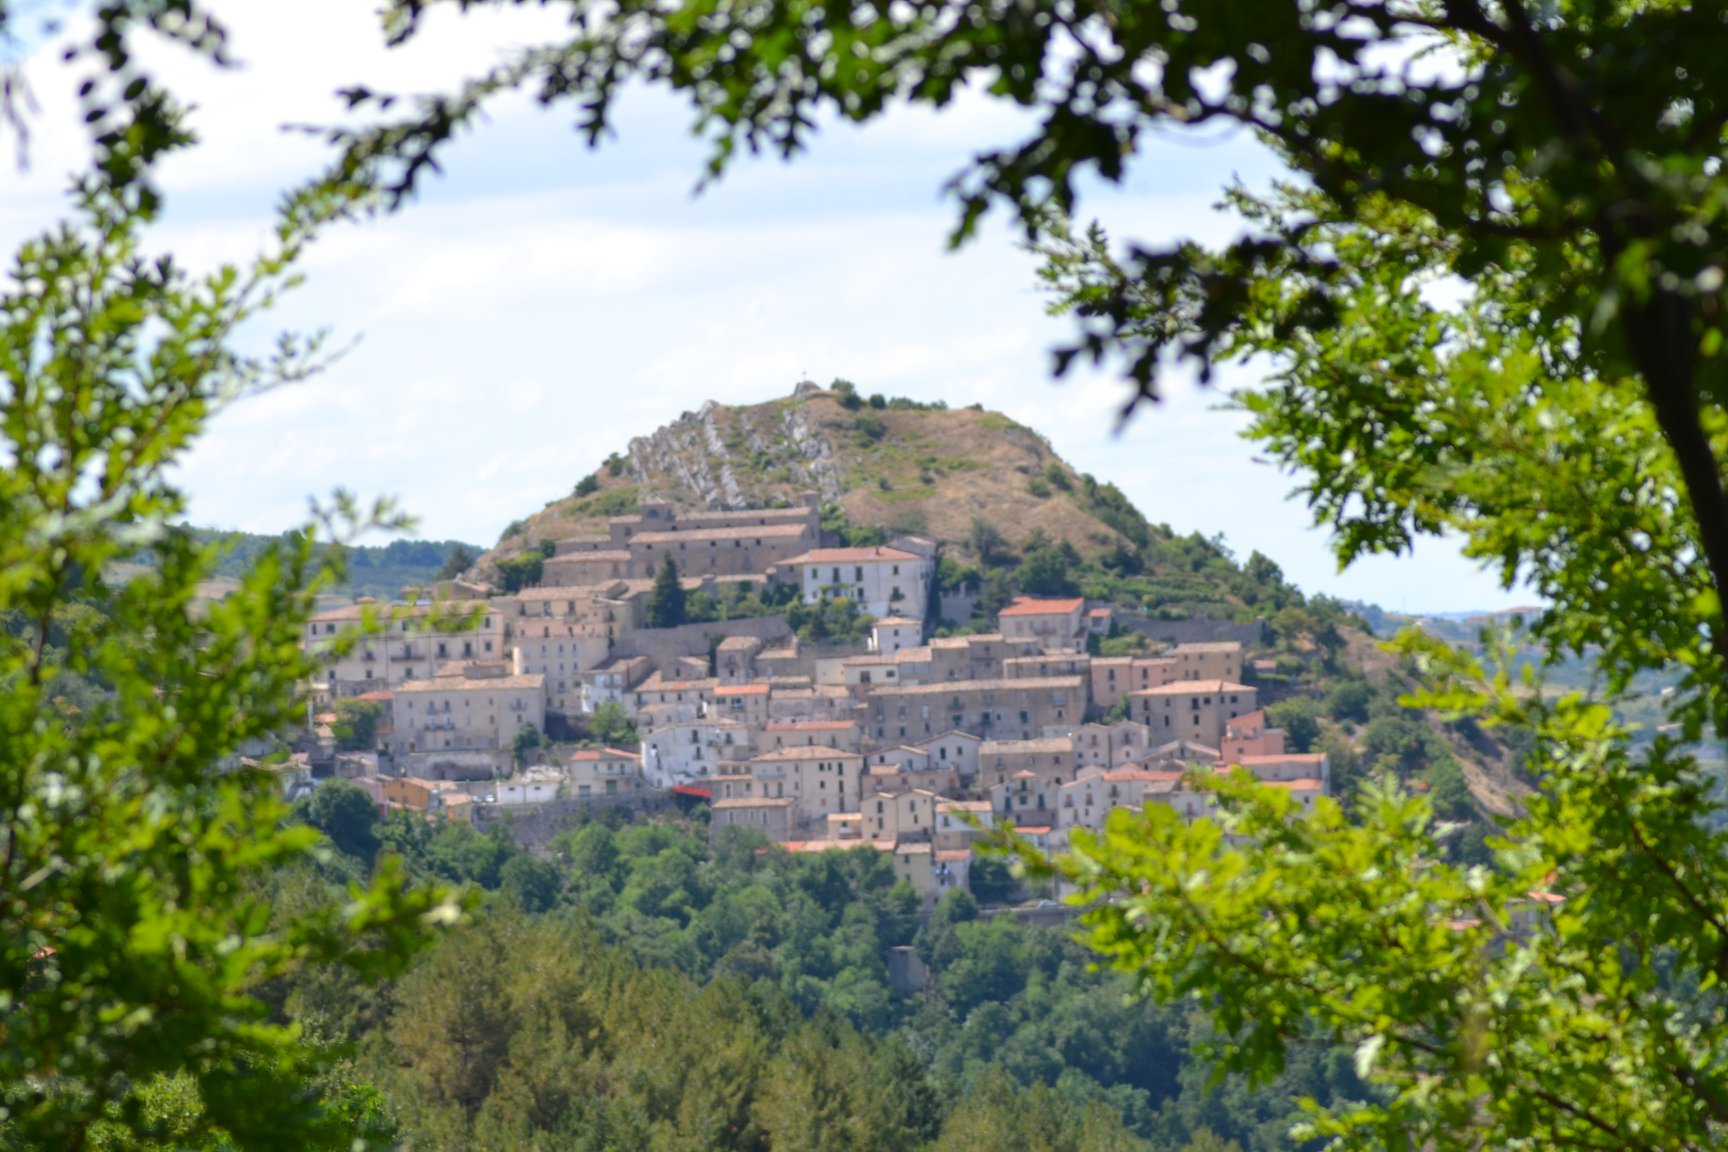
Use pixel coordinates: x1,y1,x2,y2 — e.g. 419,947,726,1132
482,381,1274,621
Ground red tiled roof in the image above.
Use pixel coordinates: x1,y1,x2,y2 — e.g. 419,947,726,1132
1132,679,1253,696
998,597,1085,618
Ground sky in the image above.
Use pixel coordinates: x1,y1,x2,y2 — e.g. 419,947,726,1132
2,2,1536,615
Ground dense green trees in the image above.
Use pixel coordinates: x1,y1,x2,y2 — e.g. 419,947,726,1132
272,807,1362,1152
299,779,383,861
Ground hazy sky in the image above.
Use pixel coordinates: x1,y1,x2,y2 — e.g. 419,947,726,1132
4,3,1535,614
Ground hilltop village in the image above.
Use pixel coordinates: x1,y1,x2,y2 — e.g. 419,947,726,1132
302,496,1325,903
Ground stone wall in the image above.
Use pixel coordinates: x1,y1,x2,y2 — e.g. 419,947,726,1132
400,749,508,780
1117,616,1268,648
612,615,794,673
471,792,678,854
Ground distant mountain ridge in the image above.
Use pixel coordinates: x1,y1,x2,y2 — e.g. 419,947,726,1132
184,528,481,601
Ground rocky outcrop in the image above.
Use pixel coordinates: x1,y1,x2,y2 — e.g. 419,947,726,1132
625,393,843,509
780,403,845,504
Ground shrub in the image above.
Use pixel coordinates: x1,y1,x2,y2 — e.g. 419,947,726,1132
332,697,383,752
831,379,863,410
1324,678,1374,725
574,472,601,496
496,551,544,593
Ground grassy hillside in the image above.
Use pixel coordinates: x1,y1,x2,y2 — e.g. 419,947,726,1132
479,381,1282,620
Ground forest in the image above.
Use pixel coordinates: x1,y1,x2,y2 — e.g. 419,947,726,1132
278,794,1365,1152
184,529,481,600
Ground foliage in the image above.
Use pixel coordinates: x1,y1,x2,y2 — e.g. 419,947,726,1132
300,780,383,862
1321,679,1373,726
1096,633,1151,658
497,854,563,914
587,700,638,748
493,550,542,594
573,471,601,497
646,555,687,629
176,528,481,600
969,518,1012,568
1018,547,1082,598
267,813,1361,1151
937,555,982,595
331,696,383,751
967,855,1018,906
822,502,890,549
0,144,449,1150
787,594,872,646
435,543,476,582
1262,697,1320,756
511,722,542,767
853,412,888,444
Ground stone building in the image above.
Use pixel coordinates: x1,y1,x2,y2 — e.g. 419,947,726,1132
395,661,546,775
306,599,504,697
865,676,1086,744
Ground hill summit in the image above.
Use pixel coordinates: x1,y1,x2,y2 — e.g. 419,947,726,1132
488,379,1171,574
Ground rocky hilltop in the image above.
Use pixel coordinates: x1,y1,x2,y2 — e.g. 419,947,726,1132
483,380,1167,571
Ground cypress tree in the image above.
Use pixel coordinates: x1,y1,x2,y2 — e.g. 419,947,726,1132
647,555,687,628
